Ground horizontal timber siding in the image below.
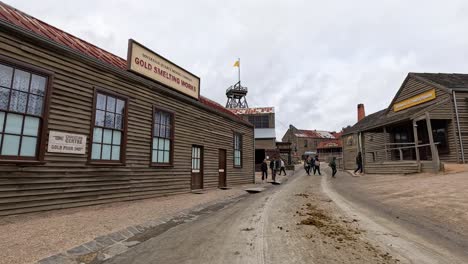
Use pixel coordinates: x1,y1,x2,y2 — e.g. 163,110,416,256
453,91,468,163
0,31,254,216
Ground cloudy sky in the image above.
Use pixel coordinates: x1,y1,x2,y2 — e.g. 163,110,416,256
7,0,468,138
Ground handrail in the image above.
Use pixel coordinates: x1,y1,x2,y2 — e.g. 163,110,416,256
364,142,440,162
365,142,439,153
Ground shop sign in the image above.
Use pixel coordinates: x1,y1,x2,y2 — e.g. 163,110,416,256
393,89,436,112
127,39,200,99
48,131,86,154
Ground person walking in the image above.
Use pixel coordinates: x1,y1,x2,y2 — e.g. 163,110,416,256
311,155,316,175
354,152,363,175
279,158,287,176
273,157,281,182
304,156,311,175
313,155,322,176
329,157,337,178
270,158,277,182
261,159,268,183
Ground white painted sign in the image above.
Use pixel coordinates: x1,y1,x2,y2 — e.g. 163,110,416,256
48,131,87,154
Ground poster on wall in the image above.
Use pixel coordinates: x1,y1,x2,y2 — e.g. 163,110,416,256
127,39,200,100
47,131,87,154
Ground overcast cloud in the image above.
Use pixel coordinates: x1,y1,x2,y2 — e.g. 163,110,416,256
7,0,468,138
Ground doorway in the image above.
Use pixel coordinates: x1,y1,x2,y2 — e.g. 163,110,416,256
218,149,227,188
191,145,203,190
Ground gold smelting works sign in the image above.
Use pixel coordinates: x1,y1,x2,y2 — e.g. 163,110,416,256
393,89,436,112
127,39,200,99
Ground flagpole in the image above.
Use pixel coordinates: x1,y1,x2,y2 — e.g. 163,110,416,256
238,57,240,85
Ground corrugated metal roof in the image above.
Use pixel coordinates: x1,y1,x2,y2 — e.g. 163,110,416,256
230,107,275,115
294,130,335,139
0,2,246,124
317,139,342,149
254,128,276,139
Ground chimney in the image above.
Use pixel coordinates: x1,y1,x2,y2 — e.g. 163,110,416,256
357,104,365,122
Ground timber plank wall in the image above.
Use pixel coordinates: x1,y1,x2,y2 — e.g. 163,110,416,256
388,77,458,162
0,31,254,216
363,77,458,164
342,134,358,170
453,91,468,162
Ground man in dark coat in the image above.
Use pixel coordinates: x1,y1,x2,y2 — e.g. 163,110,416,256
354,152,363,174
329,157,337,178
269,158,276,182
261,159,268,183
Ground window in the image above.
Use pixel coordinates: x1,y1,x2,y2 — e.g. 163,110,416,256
90,91,126,162
247,115,269,128
234,133,242,167
0,62,48,160
152,108,174,165
192,145,201,170
304,140,308,147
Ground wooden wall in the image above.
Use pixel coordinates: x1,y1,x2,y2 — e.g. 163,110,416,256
0,30,254,216
452,91,468,163
342,134,358,170
362,130,389,164
382,76,458,163
387,77,451,118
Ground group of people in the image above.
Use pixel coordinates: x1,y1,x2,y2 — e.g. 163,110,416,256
304,155,338,178
304,155,322,176
260,152,363,183
260,157,287,183
303,152,363,178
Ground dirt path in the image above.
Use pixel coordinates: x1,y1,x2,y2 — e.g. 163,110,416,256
102,169,402,264
322,169,468,264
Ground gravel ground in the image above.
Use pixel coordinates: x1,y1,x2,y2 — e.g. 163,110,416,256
101,169,400,264
329,170,468,262
0,174,281,264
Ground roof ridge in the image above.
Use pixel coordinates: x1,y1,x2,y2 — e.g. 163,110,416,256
0,2,250,125
0,1,126,66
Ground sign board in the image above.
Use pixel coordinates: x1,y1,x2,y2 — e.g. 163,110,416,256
393,89,436,112
48,131,87,154
127,39,200,99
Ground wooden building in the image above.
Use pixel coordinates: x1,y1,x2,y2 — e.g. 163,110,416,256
343,72,468,174
0,3,254,216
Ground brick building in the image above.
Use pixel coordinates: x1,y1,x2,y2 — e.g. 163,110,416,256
282,125,337,161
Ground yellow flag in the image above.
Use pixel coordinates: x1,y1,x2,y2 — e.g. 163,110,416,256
233,60,240,67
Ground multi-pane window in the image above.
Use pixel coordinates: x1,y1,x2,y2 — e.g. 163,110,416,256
247,115,269,128
0,62,47,159
192,146,201,170
152,109,173,165
91,92,126,162
234,133,242,167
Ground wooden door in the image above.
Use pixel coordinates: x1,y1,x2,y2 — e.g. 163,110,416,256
218,149,227,188
191,145,203,190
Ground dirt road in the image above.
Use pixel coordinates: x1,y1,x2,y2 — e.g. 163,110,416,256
326,171,468,263
101,168,421,264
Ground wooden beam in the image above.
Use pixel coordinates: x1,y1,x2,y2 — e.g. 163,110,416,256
425,112,440,173
383,126,388,161
412,119,421,172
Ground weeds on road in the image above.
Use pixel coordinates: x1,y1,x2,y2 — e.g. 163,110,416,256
294,192,400,264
